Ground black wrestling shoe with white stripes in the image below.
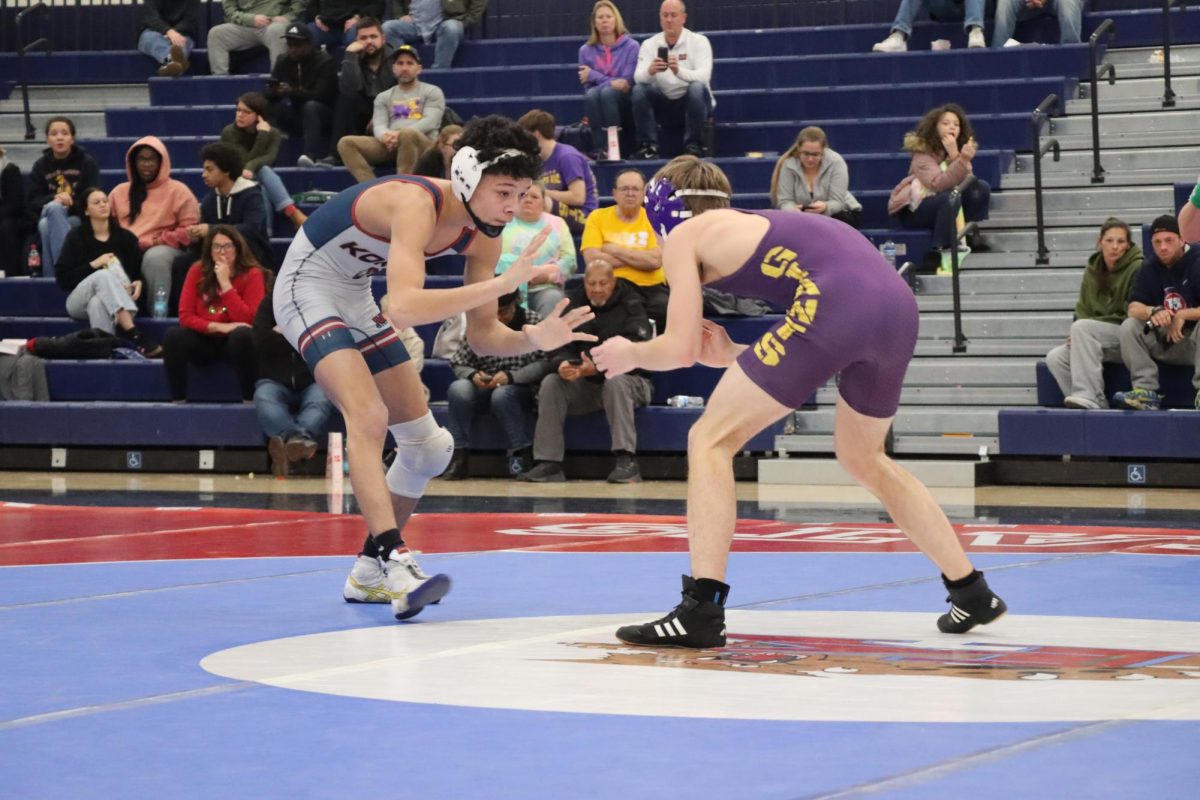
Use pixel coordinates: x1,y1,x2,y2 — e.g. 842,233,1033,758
615,575,727,648
937,573,1007,634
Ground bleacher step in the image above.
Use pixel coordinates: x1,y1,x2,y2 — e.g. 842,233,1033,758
915,292,1077,312
913,339,1064,357
956,251,1093,269
1001,168,1194,190
1066,95,1200,114
815,385,1037,406
917,311,1070,340
791,407,999,436
0,111,106,140
1011,145,1199,175
759,455,982,486
916,269,1082,294
974,228,1122,253
0,84,147,114
1079,74,1200,100
989,185,1171,213
1051,107,1200,136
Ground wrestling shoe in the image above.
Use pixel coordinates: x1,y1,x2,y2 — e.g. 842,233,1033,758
342,555,395,604
386,550,452,621
616,575,727,648
937,572,1008,633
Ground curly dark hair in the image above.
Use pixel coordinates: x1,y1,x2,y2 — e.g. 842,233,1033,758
455,115,541,182
904,103,976,156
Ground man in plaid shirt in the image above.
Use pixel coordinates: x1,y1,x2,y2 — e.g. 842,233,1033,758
442,290,552,478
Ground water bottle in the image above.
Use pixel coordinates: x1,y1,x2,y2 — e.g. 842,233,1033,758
667,395,705,408
880,240,897,269
152,285,168,319
27,244,41,277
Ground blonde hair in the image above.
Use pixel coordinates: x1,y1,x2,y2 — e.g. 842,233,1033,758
587,0,629,46
769,126,827,207
651,155,732,218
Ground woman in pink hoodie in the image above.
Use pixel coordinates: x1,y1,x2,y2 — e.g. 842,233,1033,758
108,136,200,311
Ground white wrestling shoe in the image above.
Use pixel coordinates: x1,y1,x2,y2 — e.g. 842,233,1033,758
386,550,452,621
343,555,397,604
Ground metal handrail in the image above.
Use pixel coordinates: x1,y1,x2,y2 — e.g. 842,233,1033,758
1162,0,1188,108
1088,19,1116,183
945,175,978,354
16,2,51,142
1031,94,1061,266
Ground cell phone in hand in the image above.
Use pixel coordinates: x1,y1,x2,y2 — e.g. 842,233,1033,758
565,358,584,367
657,46,669,61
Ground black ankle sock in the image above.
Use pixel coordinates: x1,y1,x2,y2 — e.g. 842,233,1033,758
359,534,380,559
943,569,983,590
371,528,403,560
692,577,731,606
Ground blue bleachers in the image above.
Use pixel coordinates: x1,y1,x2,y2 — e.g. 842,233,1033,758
1035,360,1196,410
1000,408,1200,458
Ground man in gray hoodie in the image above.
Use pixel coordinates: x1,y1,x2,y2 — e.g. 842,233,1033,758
207,0,306,76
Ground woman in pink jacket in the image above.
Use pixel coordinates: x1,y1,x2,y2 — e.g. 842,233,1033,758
108,136,200,311
888,103,990,273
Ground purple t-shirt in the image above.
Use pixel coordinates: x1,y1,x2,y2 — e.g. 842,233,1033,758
540,142,598,215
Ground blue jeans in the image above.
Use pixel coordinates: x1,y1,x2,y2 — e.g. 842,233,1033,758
307,21,358,49
445,379,533,450
382,18,464,69
136,29,194,64
253,379,334,441
992,0,1083,46
631,81,712,148
269,99,333,161
898,179,991,249
889,0,984,34
255,165,293,236
584,85,631,153
37,202,79,277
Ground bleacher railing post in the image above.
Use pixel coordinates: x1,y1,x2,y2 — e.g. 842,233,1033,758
946,175,977,355
16,2,51,142
1030,94,1061,266
1162,0,1186,108
1088,19,1116,184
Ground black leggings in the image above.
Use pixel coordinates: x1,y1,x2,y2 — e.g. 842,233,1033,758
162,324,258,401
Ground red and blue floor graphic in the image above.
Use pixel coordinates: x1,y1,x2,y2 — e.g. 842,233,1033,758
2,502,1199,798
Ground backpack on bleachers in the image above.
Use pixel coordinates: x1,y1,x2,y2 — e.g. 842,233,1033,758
26,328,119,359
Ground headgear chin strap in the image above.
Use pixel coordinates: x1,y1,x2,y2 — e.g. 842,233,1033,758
643,177,730,240
451,146,527,238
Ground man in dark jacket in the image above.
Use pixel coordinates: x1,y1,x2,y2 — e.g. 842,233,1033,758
0,147,28,276
302,16,395,167
137,0,197,77
253,283,334,476
266,24,339,164
383,0,488,69
306,0,385,48
521,260,653,484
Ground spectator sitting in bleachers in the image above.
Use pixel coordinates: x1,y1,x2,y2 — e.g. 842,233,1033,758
1113,214,1200,412
266,24,338,168
872,0,986,52
442,290,550,480
55,187,162,357
382,0,487,69
137,0,195,77
252,281,334,477
220,92,308,232
631,0,714,160
307,17,395,168
108,136,200,307
0,146,26,276
888,103,990,275
307,0,383,48
520,260,653,485
193,144,271,266
581,167,667,333
411,123,462,179
1177,175,1200,243
338,44,445,182
207,0,303,76
1045,218,1142,409
518,109,598,236
496,182,576,316
770,126,862,229
163,226,267,403
992,0,1082,48
28,117,100,278
578,0,638,161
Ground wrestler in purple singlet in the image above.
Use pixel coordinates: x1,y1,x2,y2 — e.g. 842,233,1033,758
706,210,919,418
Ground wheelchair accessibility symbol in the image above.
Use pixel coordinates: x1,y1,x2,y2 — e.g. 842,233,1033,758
1127,464,1147,484
126,451,143,470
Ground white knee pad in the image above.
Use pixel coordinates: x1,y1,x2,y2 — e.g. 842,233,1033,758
385,412,455,499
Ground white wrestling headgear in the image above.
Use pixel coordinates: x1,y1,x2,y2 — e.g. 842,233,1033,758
450,146,527,202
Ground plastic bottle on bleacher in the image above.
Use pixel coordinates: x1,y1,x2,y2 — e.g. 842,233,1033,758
153,286,168,319
27,245,41,277
880,240,897,269
667,396,705,408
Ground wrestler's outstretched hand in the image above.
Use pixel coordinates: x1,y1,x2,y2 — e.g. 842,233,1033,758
591,335,637,377
525,297,597,351
500,227,550,292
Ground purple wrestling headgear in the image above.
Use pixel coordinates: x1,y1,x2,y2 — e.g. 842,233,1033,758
643,177,731,240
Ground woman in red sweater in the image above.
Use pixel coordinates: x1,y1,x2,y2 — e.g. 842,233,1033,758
162,225,267,402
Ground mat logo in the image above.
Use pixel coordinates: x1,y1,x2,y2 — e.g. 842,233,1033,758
564,634,1200,682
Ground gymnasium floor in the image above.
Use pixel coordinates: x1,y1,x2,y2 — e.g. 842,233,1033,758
2,471,1198,799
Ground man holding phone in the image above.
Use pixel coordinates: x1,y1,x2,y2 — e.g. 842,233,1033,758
630,0,714,161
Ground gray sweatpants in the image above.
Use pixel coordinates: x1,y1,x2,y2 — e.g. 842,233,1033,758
206,21,290,76
1045,318,1123,407
1118,315,1200,392
65,269,138,333
533,372,653,462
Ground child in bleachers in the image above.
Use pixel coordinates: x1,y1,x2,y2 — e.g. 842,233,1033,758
887,103,990,274
55,187,162,357
578,0,638,161
220,92,309,232
769,126,862,229
28,117,100,278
